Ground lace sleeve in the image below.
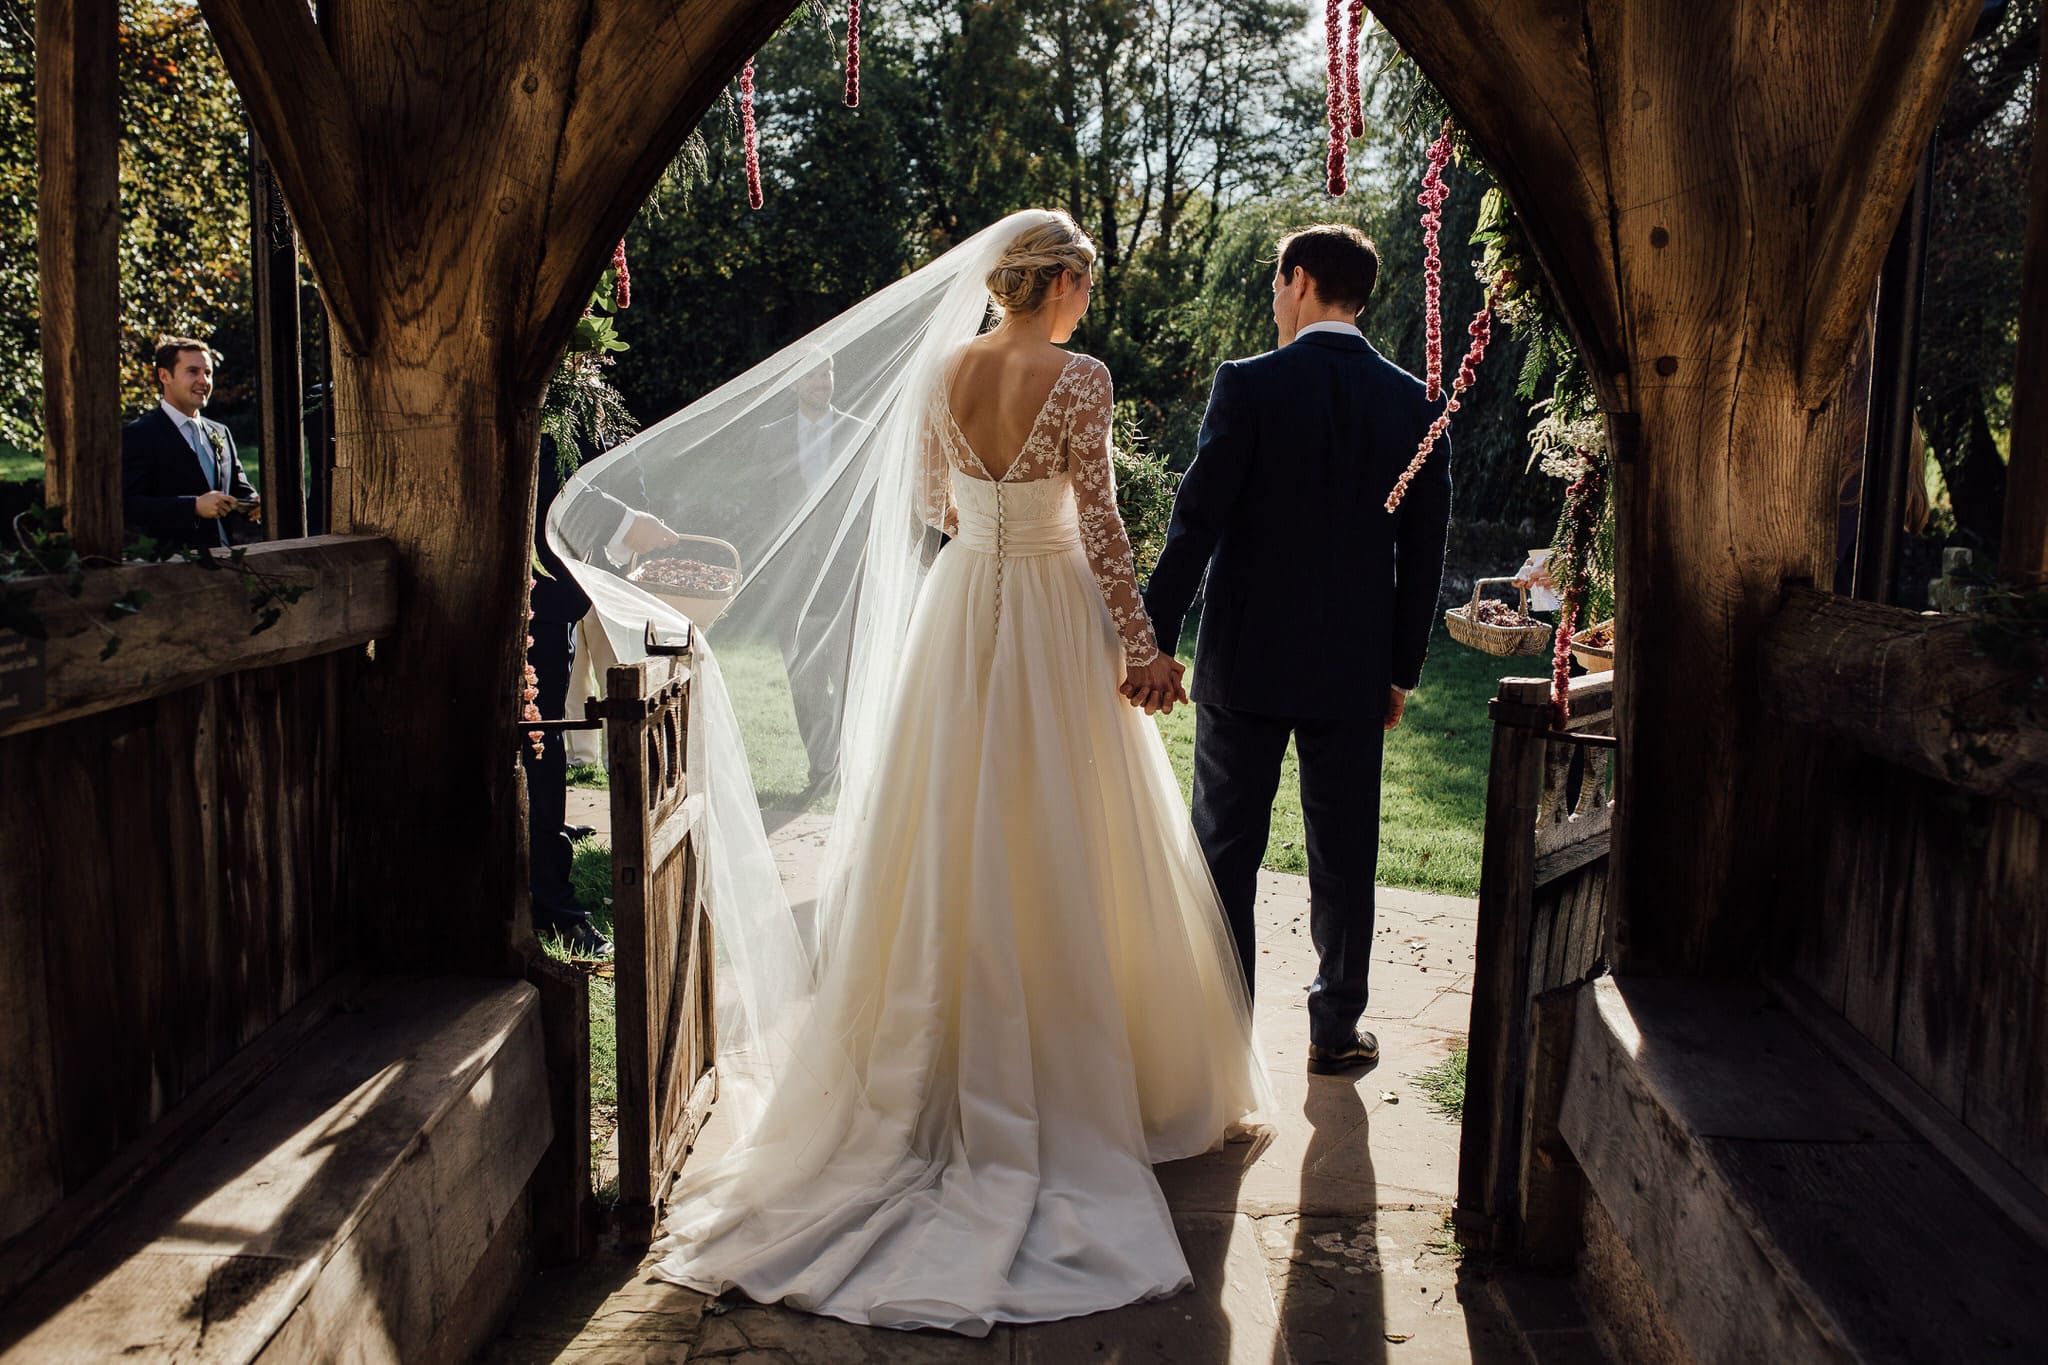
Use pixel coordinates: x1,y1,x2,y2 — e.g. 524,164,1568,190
918,388,958,536
1067,360,1161,667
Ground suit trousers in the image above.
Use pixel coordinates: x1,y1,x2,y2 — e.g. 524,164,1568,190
523,620,588,933
1192,702,1384,1049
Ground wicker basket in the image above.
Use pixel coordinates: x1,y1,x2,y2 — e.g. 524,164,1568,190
1570,618,1615,673
627,534,744,628
1445,577,1553,657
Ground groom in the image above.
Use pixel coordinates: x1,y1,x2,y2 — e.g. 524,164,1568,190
1143,224,1452,1075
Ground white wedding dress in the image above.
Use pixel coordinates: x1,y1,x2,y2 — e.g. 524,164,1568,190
648,351,1271,1334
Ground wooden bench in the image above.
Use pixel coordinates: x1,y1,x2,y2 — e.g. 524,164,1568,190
1560,975,2048,1363
0,977,549,1362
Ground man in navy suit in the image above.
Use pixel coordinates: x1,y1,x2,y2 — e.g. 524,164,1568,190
122,338,259,550
1143,225,1452,1075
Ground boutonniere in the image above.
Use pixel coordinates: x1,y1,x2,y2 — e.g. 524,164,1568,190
204,424,229,459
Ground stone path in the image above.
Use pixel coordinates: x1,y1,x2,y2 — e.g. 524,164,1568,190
509,796,1536,1363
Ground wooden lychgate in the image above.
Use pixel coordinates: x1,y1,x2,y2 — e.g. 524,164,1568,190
601,638,718,1241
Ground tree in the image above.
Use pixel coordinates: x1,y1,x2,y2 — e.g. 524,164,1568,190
0,0,254,456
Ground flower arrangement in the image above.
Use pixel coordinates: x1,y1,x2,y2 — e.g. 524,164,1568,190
523,587,544,758
1550,463,1605,723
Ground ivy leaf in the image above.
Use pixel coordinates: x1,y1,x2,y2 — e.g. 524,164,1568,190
105,588,151,620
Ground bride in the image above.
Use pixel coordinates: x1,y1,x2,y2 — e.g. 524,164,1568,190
552,210,1270,1336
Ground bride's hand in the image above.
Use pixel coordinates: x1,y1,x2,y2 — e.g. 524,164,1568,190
1122,654,1185,716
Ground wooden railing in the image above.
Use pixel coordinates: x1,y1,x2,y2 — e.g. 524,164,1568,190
0,536,397,1296
1456,671,1616,1257
601,642,718,1242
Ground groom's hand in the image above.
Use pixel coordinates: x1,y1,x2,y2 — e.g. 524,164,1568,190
1384,686,1408,732
1122,655,1186,716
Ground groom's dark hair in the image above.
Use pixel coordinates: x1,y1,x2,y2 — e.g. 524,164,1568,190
1276,225,1379,315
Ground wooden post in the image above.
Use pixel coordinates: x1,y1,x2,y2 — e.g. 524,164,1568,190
1368,0,1977,975
1456,679,1549,1249
2001,16,2048,587
36,0,122,557
249,131,308,540
199,0,798,972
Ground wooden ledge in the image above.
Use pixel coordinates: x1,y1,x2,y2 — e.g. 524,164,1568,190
1559,976,2048,1362
0,976,549,1362
1760,587,2048,816
0,535,398,740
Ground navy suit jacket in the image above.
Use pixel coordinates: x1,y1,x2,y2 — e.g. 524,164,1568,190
1142,331,1452,719
122,407,256,550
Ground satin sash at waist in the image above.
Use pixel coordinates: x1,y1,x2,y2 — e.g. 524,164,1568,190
950,502,1081,557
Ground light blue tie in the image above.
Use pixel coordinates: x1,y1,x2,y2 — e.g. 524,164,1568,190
182,418,218,489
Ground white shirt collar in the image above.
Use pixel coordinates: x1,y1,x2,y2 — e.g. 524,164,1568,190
1293,320,1364,342
161,397,205,429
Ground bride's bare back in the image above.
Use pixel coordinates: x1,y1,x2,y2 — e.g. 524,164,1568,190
945,338,1076,482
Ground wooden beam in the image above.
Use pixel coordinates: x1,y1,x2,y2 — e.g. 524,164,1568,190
1799,0,1976,408
1760,586,2048,818
2001,11,2048,586
197,0,375,354
1365,0,1628,404
249,131,308,540
35,0,122,558
526,0,805,379
0,536,398,740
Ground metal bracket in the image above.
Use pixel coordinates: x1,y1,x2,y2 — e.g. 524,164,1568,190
645,621,693,656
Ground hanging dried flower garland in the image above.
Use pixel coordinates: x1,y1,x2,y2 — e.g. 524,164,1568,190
1549,463,1605,722
1418,121,1453,400
740,58,764,210
610,238,631,308
1345,0,1365,139
1323,0,1349,195
845,0,862,108
1386,276,1499,512
523,590,545,758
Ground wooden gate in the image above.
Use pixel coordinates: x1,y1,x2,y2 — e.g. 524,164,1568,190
601,638,718,1240
1456,671,1616,1258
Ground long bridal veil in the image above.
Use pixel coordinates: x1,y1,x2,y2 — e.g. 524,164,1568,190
548,211,1062,1128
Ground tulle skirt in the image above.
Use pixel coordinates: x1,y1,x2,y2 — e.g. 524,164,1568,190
650,506,1270,1336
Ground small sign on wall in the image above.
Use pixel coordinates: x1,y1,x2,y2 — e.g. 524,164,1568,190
0,633,47,721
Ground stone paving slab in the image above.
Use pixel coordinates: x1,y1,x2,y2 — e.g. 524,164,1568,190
506,790,1509,1362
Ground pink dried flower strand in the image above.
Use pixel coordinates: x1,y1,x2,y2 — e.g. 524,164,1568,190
1551,599,1578,726
1346,0,1365,138
1385,282,1498,513
845,0,861,108
610,238,631,309
1323,0,1347,195
1418,120,1454,401
741,58,763,210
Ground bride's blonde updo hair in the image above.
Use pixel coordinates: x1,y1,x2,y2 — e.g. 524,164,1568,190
986,212,1097,316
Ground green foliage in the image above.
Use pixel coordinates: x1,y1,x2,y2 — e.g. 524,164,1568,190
0,1,256,449
1412,1041,1468,1119
542,267,639,467
1110,405,1179,570
2,502,308,652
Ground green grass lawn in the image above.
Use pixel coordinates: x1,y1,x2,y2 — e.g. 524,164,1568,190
1152,625,1513,897
0,441,40,484
686,621,1514,898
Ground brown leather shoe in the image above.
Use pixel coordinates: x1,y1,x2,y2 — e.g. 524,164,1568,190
1307,1030,1380,1075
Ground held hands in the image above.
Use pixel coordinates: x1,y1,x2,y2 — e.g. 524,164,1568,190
195,491,236,520
1120,654,1189,716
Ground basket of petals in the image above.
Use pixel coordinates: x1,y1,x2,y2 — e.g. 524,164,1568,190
1445,577,1552,657
1570,619,1615,673
627,535,743,628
